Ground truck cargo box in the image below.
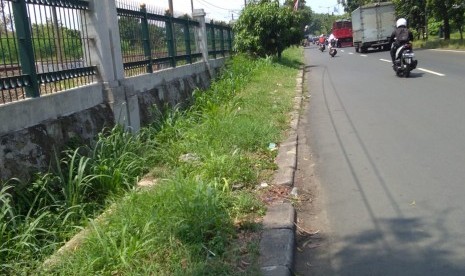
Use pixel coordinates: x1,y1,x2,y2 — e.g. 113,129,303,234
352,2,396,53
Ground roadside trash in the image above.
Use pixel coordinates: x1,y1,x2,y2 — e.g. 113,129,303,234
260,182,269,188
290,187,298,197
232,183,244,190
179,153,199,163
268,143,277,151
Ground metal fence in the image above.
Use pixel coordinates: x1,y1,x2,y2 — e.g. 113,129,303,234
0,0,233,105
116,0,203,77
0,0,96,104
116,1,232,77
206,21,233,59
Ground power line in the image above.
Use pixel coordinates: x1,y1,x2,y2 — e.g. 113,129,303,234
195,0,241,12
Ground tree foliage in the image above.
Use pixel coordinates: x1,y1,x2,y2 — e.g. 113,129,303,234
340,0,464,40
427,0,453,39
393,0,426,39
0,2,12,35
342,0,373,13
233,0,301,58
427,0,465,39
31,20,83,60
283,0,307,10
450,2,465,39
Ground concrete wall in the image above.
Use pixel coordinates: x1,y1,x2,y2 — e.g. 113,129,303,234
0,2,228,182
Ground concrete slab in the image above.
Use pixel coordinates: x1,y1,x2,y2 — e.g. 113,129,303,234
259,228,295,268
263,203,296,230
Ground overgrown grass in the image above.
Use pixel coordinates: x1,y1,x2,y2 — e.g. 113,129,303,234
414,32,465,50
0,127,151,274
0,46,303,274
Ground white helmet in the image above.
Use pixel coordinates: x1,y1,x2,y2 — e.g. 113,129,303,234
396,18,407,28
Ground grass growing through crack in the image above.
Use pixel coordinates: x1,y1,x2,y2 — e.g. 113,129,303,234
1,46,303,274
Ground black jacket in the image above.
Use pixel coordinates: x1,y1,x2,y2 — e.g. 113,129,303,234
390,26,413,45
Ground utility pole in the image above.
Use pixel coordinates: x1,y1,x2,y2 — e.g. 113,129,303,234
168,0,173,15
244,0,247,7
167,0,176,66
191,0,194,12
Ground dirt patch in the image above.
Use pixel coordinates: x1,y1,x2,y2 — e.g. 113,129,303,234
258,185,292,205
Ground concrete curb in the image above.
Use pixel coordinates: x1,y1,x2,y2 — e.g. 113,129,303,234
259,70,303,275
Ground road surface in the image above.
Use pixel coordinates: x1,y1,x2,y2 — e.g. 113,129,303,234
294,45,465,275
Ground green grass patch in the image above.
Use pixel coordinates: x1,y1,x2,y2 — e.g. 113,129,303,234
414,38,465,50
414,32,465,50
1,46,303,275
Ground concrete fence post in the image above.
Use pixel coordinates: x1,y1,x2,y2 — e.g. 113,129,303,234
85,0,140,132
192,9,212,77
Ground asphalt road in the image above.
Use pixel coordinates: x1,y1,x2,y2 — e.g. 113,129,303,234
295,45,465,275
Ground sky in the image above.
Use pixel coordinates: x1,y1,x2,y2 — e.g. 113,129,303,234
144,0,343,21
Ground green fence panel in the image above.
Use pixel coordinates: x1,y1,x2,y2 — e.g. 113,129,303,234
12,0,39,98
140,4,153,73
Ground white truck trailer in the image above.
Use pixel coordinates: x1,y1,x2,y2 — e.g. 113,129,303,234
352,2,396,53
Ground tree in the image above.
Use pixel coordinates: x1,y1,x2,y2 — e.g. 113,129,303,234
118,16,140,51
298,6,315,34
283,0,307,10
313,13,334,35
233,0,301,58
393,0,427,39
342,0,391,13
282,0,316,36
0,1,12,35
427,0,453,39
342,0,370,13
450,1,464,40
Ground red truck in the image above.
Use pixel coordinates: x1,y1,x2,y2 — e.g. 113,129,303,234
332,20,353,47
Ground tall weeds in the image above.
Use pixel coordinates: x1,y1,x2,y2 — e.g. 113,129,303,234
0,126,151,274
1,48,302,274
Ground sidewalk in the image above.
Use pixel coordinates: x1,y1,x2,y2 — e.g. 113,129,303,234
259,70,303,275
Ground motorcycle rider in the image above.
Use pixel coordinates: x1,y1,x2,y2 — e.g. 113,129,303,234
327,33,337,57
389,18,414,66
318,34,326,46
328,33,337,49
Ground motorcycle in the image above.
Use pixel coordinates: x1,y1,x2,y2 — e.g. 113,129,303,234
393,43,418,77
319,43,325,52
329,40,337,57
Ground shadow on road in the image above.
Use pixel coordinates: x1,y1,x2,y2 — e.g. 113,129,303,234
295,215,465,275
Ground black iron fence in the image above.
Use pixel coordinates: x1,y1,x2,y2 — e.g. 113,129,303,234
0,0,233,104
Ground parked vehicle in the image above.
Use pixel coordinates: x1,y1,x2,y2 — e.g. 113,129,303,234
332,19,353,47
393,43,418,77
352,2,396,53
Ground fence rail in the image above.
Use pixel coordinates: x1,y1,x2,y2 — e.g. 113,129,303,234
0,0,98,104
0,0,233,105
206,22,233,59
